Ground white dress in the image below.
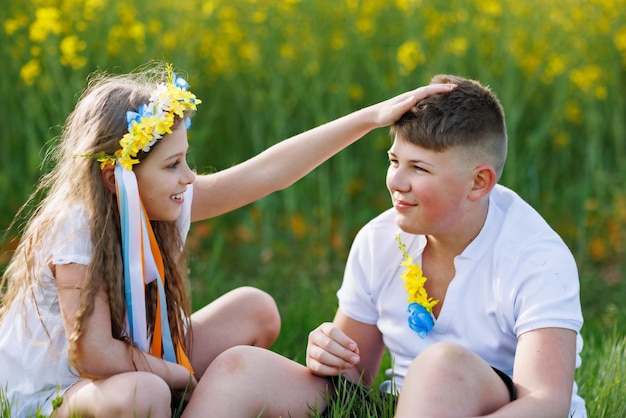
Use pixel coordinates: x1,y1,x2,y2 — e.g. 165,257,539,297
0,187,193,417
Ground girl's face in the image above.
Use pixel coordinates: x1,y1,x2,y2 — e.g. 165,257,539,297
134,124,196,221
386,136,475,236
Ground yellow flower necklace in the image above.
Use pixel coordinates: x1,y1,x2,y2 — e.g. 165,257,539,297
396,234,438,338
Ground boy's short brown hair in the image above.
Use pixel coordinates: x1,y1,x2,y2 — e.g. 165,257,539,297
390,75,507,179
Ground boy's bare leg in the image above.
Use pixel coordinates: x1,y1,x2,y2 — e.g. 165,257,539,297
395,342,510,417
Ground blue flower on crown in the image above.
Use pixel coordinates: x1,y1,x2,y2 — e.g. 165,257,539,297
174,75,189,90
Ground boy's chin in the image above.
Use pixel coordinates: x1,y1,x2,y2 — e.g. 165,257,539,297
395,218,423,236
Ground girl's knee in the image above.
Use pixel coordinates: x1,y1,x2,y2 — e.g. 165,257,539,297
110,372,171,416
204,345,262,384
237,287,281,344
238,286,278,312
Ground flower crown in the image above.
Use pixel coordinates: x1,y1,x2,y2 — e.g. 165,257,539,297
95,65,201,170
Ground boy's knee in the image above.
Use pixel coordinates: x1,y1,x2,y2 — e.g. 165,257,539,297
413,341,473,369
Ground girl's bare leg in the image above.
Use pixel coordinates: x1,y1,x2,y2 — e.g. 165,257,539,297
189,286,281,376
57,372,171,418
394,342,511,418
183,345,330,418
57,287,278,418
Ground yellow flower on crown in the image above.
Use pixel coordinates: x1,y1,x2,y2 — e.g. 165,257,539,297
96,65,202,170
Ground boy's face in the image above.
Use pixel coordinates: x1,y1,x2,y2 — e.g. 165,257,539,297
134,124,196,221
386,136,476,236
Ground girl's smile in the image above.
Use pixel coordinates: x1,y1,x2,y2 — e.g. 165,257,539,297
171,191,186,204
134,124,196,221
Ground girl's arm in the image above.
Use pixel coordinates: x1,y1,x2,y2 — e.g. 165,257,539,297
306,308,385,387
56,263,196,391
190,84,455,222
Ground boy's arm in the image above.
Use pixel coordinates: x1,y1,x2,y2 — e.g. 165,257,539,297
479,327,577,418
306,308,385,387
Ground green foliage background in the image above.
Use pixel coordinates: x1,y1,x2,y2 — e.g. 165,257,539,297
1,0,625,416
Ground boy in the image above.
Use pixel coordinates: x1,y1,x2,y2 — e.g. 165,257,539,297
191,75,586,418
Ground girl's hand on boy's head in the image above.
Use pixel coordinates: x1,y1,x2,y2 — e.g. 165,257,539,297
371,83,456,128
306,322,360,378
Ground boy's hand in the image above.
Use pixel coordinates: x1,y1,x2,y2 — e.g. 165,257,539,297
306,322,361,381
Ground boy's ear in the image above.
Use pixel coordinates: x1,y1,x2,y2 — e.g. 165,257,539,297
468,165,496,201
101,165,117,194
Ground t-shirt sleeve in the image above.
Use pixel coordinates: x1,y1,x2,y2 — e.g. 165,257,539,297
508,238,583,336
337,225,379,325
51,205,92,266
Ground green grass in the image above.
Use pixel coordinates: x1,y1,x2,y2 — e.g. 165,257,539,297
576,332,626,418
2,0,626,416
1,253,625,417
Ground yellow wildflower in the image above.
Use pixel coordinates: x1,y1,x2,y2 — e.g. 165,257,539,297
396,40,425,76
19,59,41,86
29,7,62,43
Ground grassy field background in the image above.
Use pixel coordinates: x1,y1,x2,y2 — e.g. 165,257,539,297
1,0,625,416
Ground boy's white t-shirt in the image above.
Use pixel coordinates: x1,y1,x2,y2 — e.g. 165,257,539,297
0,186,193,417
337,184,586,417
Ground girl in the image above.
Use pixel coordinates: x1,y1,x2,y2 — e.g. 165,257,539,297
0,62,454,417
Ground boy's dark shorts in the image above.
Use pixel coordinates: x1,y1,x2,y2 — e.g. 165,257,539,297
492,367,517,402
322,367,516,416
